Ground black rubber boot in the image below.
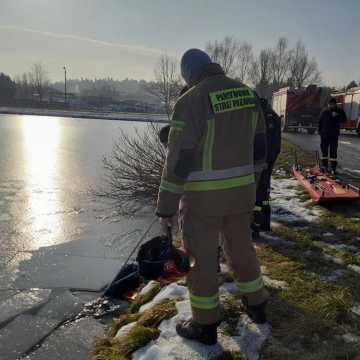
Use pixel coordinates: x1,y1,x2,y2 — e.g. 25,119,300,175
251,223,260,240
243,300,268,324
321,159,328,172
260,205,271,232
176,319,218,345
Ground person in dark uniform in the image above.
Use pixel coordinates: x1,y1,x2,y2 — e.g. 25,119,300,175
253,98,281,234
318,97,347,174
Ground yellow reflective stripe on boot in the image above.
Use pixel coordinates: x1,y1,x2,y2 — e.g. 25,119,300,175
160,179,184,194
190,293,219,310
254,206,262,212
320,156,329,160
202,118,215,171
329,158,337,162
237,276,264,293
185,174,255,192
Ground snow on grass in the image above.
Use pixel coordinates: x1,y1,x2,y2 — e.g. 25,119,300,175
115,321,137,338
139,283,187,313
139,281,158,296
133,295,270,360
271,177,322,224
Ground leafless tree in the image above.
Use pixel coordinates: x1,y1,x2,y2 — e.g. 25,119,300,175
237,42,254,83
94,124,165,216
28,62,49,102
249,49,273,98
288,41,321,88
145,55,182,119
270,37,292,89
206,36,240,76
15,73,32,99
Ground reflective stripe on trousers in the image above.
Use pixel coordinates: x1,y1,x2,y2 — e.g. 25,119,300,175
237,276,264,293
189,293,219,310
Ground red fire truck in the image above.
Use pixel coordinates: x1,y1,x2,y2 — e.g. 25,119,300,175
272,85,330,134
332,87,360,134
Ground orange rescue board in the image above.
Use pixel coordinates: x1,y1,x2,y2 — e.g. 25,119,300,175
292,167,360,204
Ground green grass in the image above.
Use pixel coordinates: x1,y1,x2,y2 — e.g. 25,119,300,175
94,300,177,359
273,140,315,175
92,325,160,360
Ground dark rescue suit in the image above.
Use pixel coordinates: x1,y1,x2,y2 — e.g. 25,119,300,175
318,107,347,171
156,63,269,325
254,104,281,231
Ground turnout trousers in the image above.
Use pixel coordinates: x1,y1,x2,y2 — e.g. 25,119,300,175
254,163,274,231
179,206,269,325
320,135,339,171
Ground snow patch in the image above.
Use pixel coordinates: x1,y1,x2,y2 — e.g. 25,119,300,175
220,282,239,295
271,178,322,224
133,298,270,360
322,232,334,237
351,305,360,317
116,322,136,338
333,243,358,251
320,269,348,282
341,333,360,344
140,281,158,296
139,283,188,313
263,276,289,290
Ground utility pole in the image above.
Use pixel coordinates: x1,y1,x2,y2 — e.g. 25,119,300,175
63,66,67,104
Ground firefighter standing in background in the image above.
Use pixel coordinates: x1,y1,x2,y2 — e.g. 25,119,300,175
318,98,347,174
253,98,281,234
156,48,269,345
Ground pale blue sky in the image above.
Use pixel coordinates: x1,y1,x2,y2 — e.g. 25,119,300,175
0,0,357,86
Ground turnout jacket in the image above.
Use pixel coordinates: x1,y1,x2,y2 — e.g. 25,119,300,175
156,63,267,217
318,107,347,138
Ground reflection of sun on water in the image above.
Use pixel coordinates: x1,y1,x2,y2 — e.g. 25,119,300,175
22,116,62,249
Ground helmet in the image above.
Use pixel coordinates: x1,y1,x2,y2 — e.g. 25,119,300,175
137,235,191,283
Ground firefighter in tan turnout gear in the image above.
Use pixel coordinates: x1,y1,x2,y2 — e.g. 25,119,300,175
156,49,269,345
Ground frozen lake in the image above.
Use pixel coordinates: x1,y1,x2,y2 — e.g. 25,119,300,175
0,114,161,292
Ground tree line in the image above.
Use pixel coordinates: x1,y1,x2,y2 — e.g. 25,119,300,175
205,36,322,97
0,36,358,110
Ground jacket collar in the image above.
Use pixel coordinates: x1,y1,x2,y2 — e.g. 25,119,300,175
191,63,225,86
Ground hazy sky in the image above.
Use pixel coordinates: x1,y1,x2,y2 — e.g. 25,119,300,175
0,0,358,86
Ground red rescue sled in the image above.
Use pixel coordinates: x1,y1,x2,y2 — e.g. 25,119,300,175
292,166,360,204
